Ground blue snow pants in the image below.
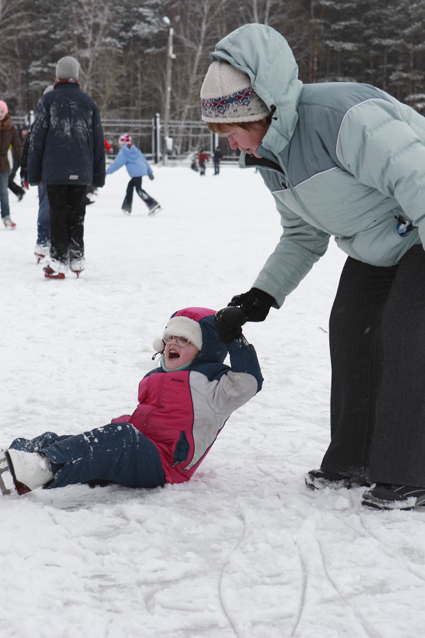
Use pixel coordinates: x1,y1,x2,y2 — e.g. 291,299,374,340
10,423,166,490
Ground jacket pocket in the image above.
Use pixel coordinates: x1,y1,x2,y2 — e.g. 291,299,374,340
173,431,190,466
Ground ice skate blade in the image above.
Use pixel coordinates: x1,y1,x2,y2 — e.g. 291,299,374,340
44,271,65,280
148,205,162,217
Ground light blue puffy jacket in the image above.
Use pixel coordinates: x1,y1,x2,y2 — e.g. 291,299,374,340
106,144,153,179
210,24,425,306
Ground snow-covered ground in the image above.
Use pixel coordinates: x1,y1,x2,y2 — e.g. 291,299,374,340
1,164,425,638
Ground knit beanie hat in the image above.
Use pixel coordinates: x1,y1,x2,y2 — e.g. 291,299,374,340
119,133,132,144
200,61,270,123
0,100,8,114
56,56,80,80
153,311,203,353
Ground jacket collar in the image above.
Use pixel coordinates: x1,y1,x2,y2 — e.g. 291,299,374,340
53,80,81,90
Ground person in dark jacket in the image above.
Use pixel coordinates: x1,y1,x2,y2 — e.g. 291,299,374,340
213,146,223,174
28,56,105,279
0,100,21,229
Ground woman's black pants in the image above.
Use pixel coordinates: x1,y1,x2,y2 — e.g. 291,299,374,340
322,245,425,487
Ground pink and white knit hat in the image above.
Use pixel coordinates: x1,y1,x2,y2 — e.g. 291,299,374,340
119,133,132,144
200,61,270,123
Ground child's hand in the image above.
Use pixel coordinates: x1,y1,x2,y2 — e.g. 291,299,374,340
149,174,154,181
215,307,247,343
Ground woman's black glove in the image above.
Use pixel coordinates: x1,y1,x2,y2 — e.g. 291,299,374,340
214,307,247,344
228,287,276,322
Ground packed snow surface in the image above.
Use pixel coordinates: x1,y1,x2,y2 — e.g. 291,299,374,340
1,165,425,638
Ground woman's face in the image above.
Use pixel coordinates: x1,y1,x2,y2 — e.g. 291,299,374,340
221,118,270,157
163,338,200,370
0,107,7,121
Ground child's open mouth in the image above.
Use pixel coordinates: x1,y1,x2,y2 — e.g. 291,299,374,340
168,349,180,359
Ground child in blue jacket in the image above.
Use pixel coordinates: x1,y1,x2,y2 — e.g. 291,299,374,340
106,134,161,216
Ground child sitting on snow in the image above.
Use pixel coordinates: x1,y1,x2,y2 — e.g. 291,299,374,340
0,307,262,496
106,133,161,216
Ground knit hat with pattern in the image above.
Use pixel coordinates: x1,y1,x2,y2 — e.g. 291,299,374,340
200,61,270,123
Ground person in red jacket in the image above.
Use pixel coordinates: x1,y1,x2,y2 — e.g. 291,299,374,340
198,148,209,176
0,307,262,496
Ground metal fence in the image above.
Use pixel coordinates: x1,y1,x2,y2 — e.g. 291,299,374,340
12,113,238,166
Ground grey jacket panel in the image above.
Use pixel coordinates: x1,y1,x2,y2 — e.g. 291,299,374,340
185,370,258,471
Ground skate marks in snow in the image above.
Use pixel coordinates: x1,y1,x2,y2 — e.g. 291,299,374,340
290,520,378,638
250,454,425,638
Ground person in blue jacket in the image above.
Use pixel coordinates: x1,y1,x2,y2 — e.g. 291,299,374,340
106,134,161,216
200,23,425,511
28,56,105,280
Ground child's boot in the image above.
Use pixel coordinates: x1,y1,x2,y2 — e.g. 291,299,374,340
5,449,54,495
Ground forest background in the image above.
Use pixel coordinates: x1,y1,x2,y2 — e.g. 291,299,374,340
1,0,425,149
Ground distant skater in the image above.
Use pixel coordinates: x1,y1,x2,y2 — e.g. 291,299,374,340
198,149,209,176
0,100,21,229
213,146,223,174
106,134,161,216
28,56,105,279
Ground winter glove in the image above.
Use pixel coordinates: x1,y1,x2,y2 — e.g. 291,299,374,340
228,287,276,322
149,173,154,181
214,306,247,344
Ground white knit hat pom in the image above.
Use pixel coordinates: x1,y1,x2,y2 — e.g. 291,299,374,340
152,337,165,353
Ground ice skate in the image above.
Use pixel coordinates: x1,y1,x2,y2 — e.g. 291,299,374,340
70,258,85,278
43,265,65,280
121,196,132,215
34,243,49,264
148,203,162,216
44,258,66,280
5,449,54,495
0,451,13,495
3,216,16,230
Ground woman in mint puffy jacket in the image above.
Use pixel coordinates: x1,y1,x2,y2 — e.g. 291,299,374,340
201,23,425,511
106,133,161,216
